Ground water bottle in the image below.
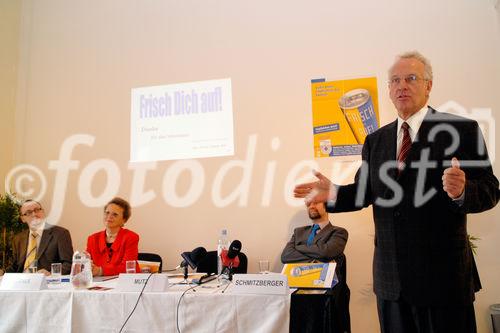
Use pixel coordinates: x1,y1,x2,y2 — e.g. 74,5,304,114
217,229,229,275
70,251,93,289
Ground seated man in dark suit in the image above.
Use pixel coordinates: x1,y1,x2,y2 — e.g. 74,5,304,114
281,201,348,263
283,202,351,333
1,200,74,276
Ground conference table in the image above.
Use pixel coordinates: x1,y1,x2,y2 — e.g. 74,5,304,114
0,275,290,333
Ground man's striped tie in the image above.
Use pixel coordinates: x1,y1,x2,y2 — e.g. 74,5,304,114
24,232,38,271
397,122,412,173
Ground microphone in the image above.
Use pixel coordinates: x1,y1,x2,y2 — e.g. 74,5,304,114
178,247,207,282
180,247,207,269
221,240,242,271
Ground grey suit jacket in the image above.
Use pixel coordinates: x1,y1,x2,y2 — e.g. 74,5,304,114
329,108,499,306
281,223,348,263
8,223,74,274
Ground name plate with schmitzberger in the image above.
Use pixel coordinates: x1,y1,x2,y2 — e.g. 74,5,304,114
231,274,288,295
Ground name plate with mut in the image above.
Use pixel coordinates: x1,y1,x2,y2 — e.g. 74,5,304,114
117,273,169,292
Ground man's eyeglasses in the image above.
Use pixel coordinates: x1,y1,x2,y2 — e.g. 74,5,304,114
388,74,428,86
21,207,43,217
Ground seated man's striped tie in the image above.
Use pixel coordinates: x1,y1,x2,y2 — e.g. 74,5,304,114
24,232,38,271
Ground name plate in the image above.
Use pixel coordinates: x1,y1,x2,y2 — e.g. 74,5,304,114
0,273,47,291
231,274,288,295
117,273,169,292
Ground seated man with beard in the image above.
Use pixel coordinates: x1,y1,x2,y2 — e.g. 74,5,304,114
281,201,351,333
281,201,348,263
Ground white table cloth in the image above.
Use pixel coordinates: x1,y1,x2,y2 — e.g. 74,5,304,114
0,278,290,333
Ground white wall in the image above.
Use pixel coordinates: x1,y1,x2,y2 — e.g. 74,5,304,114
0,0,21,187
7,0,500,331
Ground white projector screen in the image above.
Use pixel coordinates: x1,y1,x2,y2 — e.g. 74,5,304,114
130,78,234,162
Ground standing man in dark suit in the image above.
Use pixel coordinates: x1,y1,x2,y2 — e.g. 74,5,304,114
1,200,74,275
294,51,499,332
281,201,348,263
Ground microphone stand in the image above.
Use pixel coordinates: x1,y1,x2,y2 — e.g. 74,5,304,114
175,264,192,285
227,264,234,281
220,264,234,281
183,265,189,283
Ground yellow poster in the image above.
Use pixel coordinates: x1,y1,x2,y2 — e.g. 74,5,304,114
311,77,380,157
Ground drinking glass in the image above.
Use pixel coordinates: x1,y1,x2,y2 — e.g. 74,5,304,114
28,260,37,273
259,260,270,274
126,260,136,273
51,263,62,284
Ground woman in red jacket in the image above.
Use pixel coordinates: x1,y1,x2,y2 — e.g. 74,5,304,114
87,197,139,276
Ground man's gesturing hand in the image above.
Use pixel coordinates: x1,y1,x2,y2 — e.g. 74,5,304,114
294,170,337,204
442,157,466,199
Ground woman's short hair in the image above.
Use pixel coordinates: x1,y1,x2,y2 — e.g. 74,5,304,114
105,197,131,221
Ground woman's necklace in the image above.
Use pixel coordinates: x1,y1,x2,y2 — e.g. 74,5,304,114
106,230,118,242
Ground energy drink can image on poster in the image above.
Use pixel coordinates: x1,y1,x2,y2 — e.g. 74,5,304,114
338,88,378,144
311,77,380,158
